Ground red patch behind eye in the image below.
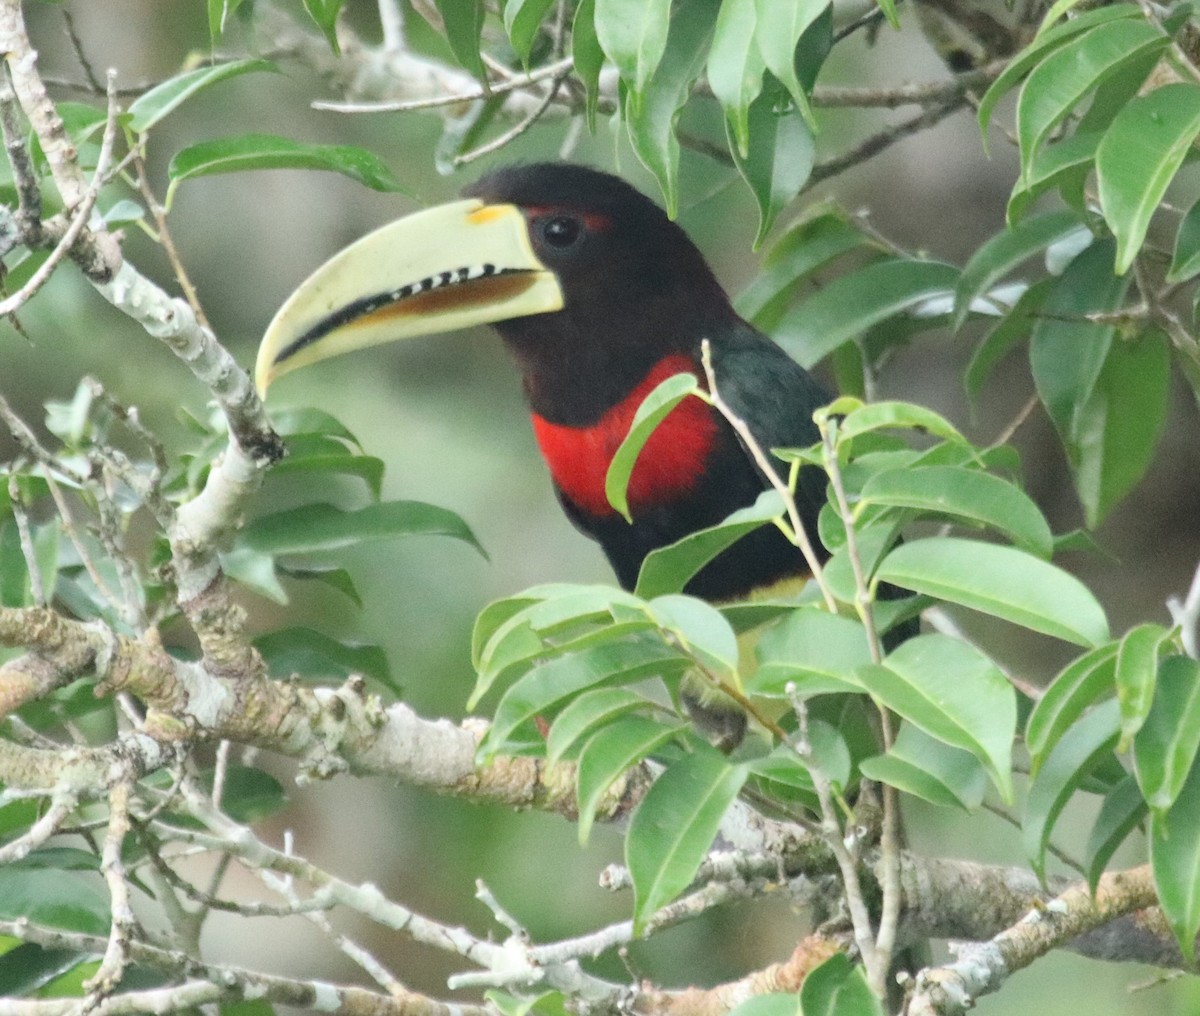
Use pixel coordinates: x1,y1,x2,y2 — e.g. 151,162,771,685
522,204,613,233
530,355,718,518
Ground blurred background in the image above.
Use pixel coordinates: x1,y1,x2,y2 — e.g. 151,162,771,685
4,1,1200,1011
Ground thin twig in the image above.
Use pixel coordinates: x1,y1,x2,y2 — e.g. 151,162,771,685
85,781,137,998
452,71,568,166
7,473,44,606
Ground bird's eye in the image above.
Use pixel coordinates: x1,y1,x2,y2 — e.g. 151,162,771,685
541,216,582,249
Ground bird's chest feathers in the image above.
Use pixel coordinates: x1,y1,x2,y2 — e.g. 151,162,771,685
530,354,718,518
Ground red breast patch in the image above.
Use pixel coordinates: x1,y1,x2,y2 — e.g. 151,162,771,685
530,354,718,518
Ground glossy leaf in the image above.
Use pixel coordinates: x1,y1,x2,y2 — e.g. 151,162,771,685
1029,238,1131,467
1026,642,1118,772
606,372,702,522
1023,699,1120,881
860,722,988,810
1073,327,1170,526
276,564,362,606
1168,197,1200,284
724,994,802,1016
576,716,684,843
503,0,556,65
729,91,814,247
205,765,287,823
254,627,396,693
1015,19,1167,179
572,0,604,130
623,0,718,215
835,399,967,447
858,634,1016,802
750,723,850,794
127,58,277,134
1150,759,1200,961
1085,774,1147,893
481,637,689,758
1115,622,1169,747
752,0,827,125
1134,656,1200,812
799,952,884,1016
977,3,1141,138
965,277,1052,403
1006,133,1101,224
627,747,748,933
595,0,671,99
546,688,651,765
772,259,959,368
240,501,484,557
736,210,872,328
649,594,739,679
708,0,764,157
221,547,287,604
859,465,1053,558
269,452,384,499
877,537,1109,647
301,0,346,53
167,135,407,199
635,490,784,599
748,607,869,697
1098,83,1200,274
952,209,1083,329
0,869,108,935
435,0,487,79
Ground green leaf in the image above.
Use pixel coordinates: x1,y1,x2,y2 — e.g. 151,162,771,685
708,0,765,157
203,765,287,823
576,716,685,843
857,633,1016,802
595,0,671,99
1006,133,1101,224
634,490,784,599
0,869,109,935
0,944,92,998
127,59,277,134
627,747,748,933
835,400,967,447
1074,327,1171,528
977,3,1141,139
606,372,702,521
1134,656,1200,812
1015,19,1167,179
965,277,1053,403
221,547,287,604
269,407,362,447
735,210,872,328
799,953,884,1016
503,0,556,65
435,0,487,79
1115,622,1170,747
650,594,739,678
752,0,827,126
952,209,1084,329
546,687,651,765
207,0,247,43
728,90,814,247
748,607,869,697
1098,83,1200,274
1168,196,1200,283
859,465,1053,558
623,0,719,216
1029,239,1131,484
1150,758,1200,961
1023,698,1120,881
772,259,959,368
877,537,1109,647
167,135,407,201
302,0,347,53
572,0,605,130
481,637,689,758
269,452,385,499
859,722,988,810
276,564,362,606
1085,774,1147,893
1025,642,1118,772
725,994,802,1016
750,723,850,794
254,627,396,693
240,501,484,557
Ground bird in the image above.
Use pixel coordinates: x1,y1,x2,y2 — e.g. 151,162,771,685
256,162,860,744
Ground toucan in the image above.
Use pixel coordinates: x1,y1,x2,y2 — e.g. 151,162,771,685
255,162,843,742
